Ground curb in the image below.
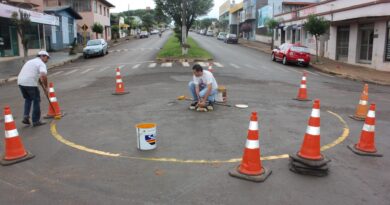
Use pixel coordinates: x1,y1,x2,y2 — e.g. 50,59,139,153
0,53,83,86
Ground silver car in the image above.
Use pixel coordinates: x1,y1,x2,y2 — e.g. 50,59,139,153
83,39,108,59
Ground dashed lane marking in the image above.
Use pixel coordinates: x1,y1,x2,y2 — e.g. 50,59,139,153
161,62,172,67
214,62,223,67
148,63,157,68
50,71,64,77
182,62,190,67
197,62,207,67
81,68,94,74
230,63,240,69
98,67,109,72
50,111,349,164
304,69,320,76
132,64,140,69
64,69,79,76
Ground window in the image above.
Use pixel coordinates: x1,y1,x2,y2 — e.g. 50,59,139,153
94,0,97,13
104,7,106,16
275,28,279,40
107,8,109,17
26,23,44,49
100,5,102,15
386,21,390,61
296,29,301,42
287,29,291,40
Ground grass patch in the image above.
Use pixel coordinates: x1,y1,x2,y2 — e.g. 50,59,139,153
157,35,212,59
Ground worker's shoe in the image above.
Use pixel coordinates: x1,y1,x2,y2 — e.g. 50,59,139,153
206,102,214,111
189,101,198,110
22,116,31,125
32,121,47,127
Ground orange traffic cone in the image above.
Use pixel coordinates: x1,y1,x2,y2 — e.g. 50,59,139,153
0,106,34,166
348,103,382,157
229,112,271,182
112,68,129,95
294,72,310,101
350,84,369,121
44,82,65,119
290,99,330,168
208,62,214,72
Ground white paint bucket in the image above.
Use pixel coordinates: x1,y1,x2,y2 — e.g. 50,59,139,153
216,86,227,103
135,123,157,150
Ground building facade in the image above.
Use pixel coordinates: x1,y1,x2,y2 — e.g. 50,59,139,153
219,0,231,33
44,0,114,42
0,1,59,58
44,6,82,51
229,1,244,36
274,0,390,71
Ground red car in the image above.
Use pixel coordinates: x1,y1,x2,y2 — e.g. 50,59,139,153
271,43,311,67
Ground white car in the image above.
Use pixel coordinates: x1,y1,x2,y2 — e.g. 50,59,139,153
217,32,227,40
150,29,159,35
140,31,149,38
83,39,108,59
206,30,214,36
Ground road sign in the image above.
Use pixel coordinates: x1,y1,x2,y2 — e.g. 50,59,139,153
81,24,88,31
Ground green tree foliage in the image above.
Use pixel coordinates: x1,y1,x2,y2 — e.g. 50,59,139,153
11,10,31,62
265,18,279,49
200,18,213,31
111,25,119,41
155,0,213,37
141,13,154,31
92,22,103,39
303,14,330,62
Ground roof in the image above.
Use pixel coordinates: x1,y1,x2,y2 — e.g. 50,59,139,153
100,0,115,8
44,6,82,19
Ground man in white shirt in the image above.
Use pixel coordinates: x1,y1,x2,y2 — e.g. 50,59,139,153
17,51,50,127
188,64,218,111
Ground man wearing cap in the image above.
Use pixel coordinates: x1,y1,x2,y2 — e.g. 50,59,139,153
188,64,218,111
17,51,50,127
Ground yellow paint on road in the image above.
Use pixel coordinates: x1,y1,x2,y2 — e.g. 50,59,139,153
50,110,349,164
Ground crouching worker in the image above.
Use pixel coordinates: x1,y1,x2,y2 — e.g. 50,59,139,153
188,64,218,111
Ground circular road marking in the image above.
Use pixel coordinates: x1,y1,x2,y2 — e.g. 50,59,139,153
50,110,349,164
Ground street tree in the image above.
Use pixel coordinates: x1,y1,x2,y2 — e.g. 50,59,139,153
92,22,103,39
200,18,213,32
11,10,31,62
111,25,119,42
141,13,154,32
155,0,213,37
265,18,279,50
303,14,329,62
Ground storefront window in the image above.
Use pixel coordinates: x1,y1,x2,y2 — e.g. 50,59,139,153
0,17,19,57
385,21,390,61
26,23,44,49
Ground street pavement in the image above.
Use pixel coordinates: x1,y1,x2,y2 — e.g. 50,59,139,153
0,31,389,205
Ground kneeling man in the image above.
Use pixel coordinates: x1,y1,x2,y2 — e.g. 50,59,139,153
188,64,218,111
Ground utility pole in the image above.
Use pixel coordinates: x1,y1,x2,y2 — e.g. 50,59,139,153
181,0,188,55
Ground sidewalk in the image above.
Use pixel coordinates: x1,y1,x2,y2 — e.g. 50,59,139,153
0,52,82,85
239,39,390,86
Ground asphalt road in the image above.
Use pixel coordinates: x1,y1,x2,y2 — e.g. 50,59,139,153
0,31,389,205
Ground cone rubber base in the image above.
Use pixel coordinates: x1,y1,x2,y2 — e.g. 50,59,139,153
293,98,311,101
289,163,328,177
348,115,365,121
290,158,329,171
289,153,331,167
112,91,129,95
347,144,383,157
0,151,35,166
44,112,66,119
229,166,272,182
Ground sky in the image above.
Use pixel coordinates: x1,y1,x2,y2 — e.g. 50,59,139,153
109,0,233,18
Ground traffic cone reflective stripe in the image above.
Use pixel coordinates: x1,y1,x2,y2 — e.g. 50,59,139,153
3,106,27,160
298,99,322,160
46,82,62,117
351,84,369,120
356,104,377,152
295,72,309,101
238,112,264,175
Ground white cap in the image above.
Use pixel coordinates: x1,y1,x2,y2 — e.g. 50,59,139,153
38,50,50,58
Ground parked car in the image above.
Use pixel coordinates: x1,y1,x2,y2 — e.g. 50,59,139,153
217,32,227,40
206,30,214,36
150,29,159,35
83,39,108,59
224,34,238,44
271,43,311,67
200,30,206,35
140,31,149,38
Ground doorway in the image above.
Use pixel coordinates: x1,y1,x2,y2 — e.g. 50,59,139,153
358,23,374,63
336,26,349,62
